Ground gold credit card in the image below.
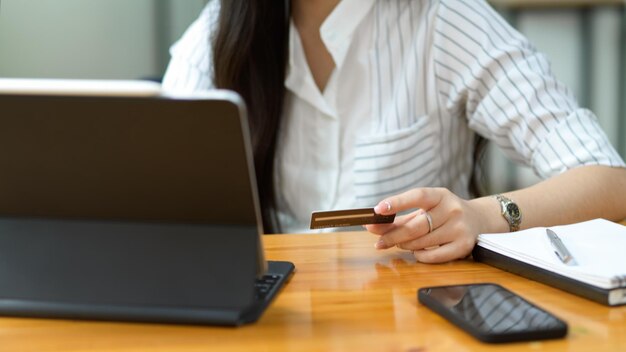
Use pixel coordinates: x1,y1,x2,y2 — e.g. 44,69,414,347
310,208,396,230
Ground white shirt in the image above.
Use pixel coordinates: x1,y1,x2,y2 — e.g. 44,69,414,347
163,0,625,234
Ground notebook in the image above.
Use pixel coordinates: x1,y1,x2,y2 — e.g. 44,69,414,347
473,219,626,306
0,79,295,325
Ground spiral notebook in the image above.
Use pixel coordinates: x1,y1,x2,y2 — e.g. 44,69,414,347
473,219,626,306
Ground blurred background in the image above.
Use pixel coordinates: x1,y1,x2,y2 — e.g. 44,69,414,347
0,0,624,194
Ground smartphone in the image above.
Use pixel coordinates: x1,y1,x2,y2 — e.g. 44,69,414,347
418,283,567,343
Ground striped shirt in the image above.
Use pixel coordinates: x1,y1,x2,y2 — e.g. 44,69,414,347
162,0,625,234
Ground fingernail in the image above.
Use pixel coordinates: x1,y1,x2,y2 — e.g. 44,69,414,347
374,201,391,214
375,239,387,249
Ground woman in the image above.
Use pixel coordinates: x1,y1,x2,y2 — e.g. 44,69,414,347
163,0,626,263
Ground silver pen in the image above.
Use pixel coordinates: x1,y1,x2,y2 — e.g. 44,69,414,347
546,229,578,266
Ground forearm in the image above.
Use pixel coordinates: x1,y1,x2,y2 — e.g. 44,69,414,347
473,165,626,234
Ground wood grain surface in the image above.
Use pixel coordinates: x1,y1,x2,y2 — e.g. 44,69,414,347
2,227,626,351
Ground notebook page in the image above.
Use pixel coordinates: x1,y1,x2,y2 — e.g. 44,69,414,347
477,219,626,289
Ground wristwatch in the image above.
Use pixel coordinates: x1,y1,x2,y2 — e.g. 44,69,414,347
495,194,522,232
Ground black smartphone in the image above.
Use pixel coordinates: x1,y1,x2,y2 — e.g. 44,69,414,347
418,283,567,343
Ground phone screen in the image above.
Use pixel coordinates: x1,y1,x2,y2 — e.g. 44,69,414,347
418,283,567,343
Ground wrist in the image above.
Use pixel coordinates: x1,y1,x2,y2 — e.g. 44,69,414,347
472,196,511,234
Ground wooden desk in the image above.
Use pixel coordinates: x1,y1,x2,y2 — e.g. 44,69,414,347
2,231,626,351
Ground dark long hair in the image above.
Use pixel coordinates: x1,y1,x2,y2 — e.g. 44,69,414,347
212,1,290,233
469,135,488,198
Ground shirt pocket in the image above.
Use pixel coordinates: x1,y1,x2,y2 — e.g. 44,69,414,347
353,115,437,206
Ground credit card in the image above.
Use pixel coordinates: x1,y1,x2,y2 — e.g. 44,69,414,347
310,208,396,229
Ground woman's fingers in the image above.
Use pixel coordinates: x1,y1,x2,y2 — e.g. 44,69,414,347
367,187,482,263
373,188,446,215
375,210,433,249
365,211,418,235
396,220,456,251
375,192,455,248
411,237,476,263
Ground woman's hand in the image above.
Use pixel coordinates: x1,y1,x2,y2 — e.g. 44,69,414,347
365,187,504,263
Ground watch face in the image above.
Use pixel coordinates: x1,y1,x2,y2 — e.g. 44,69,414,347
506,203,521,221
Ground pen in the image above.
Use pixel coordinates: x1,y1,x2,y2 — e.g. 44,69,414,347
546,229,578,266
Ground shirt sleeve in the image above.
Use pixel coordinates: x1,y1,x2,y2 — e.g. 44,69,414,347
161,0,220,93
432,0,625,178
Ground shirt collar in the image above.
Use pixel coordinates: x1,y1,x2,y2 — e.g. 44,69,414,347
285,0,376,117
320,0,376,68
286,21,337,118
